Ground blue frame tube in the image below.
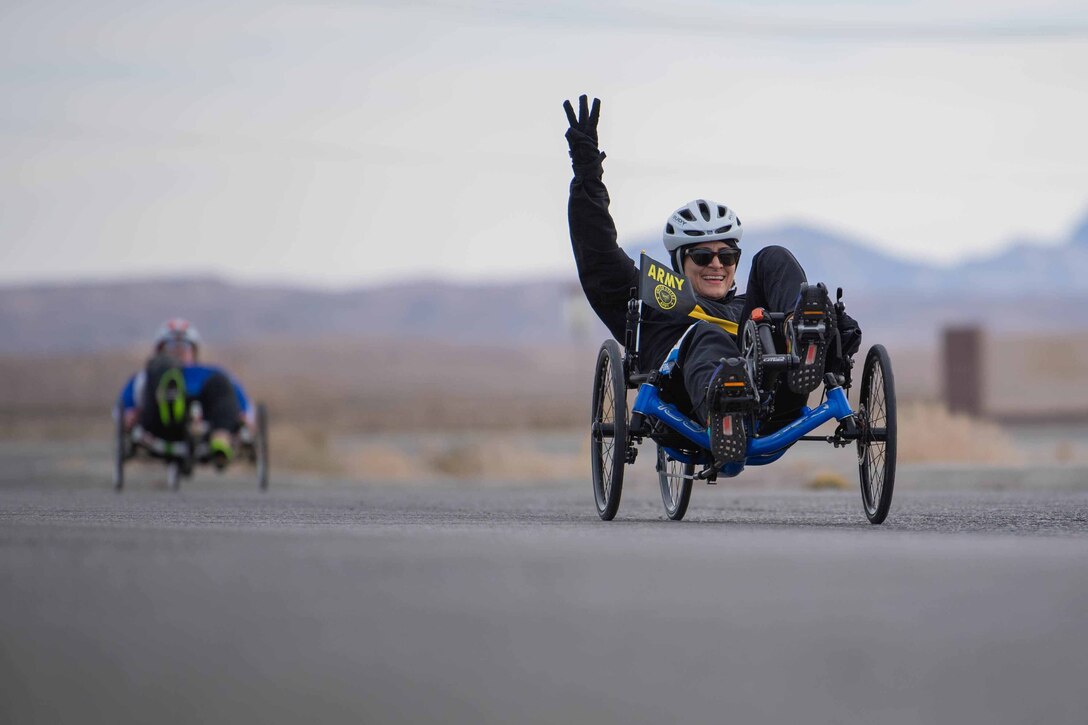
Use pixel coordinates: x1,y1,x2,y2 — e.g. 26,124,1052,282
749,386,853,457
634,383,855,467
632,383,709,449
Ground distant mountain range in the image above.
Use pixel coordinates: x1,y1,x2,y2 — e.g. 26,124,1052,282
625,208,1088,296
0,277,575,354
3,210,1087,355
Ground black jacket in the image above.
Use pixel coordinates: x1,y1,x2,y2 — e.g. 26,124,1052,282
568,157,744,370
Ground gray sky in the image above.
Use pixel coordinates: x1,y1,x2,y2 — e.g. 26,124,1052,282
3,0,1087,287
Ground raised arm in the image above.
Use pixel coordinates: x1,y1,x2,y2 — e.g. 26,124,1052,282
564,94,638,342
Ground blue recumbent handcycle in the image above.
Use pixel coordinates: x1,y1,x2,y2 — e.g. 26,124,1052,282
589,284,896,524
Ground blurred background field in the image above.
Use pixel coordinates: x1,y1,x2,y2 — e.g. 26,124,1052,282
3,325,1088,488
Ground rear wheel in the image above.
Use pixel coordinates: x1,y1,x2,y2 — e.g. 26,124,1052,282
857,344,897,524
590,339,627,521
167,461,181,492
113,408,126,492
657,446,694,521
256,403,270,491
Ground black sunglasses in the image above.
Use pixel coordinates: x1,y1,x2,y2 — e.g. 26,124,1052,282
684,247,740,267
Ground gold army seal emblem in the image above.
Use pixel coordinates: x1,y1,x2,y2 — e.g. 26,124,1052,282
654,283,677,310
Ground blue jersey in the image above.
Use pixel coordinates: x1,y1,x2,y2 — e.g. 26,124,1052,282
118,364,251,414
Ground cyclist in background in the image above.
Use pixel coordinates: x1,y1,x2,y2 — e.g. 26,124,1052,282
117,318,251,468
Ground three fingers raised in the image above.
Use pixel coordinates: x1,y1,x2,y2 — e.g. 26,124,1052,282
563,94,600,130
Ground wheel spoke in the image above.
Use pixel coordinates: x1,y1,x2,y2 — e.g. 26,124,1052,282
602,363,615,492
602,357,614,425
602,437,614,496
869,449,881,504
871,366,885,425
594,354,611,502
868,441,885,505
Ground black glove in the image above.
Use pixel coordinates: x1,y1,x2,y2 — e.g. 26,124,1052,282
838,310,862,358
826,309,862,383
563,94,606,168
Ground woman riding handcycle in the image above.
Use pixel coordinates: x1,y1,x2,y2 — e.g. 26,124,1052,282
564,95,895,523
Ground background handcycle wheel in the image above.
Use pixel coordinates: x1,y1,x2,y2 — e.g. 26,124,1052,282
590,339,627,521
112,406,125,492
656,445,693,521
256,402,270,491
167,461,181,492
857,344,897,524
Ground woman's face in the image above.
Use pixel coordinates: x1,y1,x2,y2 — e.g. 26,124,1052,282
681,241,738,299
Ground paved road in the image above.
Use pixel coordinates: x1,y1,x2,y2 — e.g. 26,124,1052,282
2,477,1087,725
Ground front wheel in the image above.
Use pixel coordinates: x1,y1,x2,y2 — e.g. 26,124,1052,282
255,403,270,491
857,344,897,524
590,339,627,521
167,461,181,492
113,407,126,491
657,446,694,521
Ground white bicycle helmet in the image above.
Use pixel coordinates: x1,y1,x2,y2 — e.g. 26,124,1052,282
663,199,743,272
154,318,201,360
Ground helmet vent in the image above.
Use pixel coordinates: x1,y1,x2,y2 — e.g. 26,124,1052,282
679,209,695,222
683,229,705,237
718,205,727,217
714,225,733,234
697,200,711,222
666,223,675,234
